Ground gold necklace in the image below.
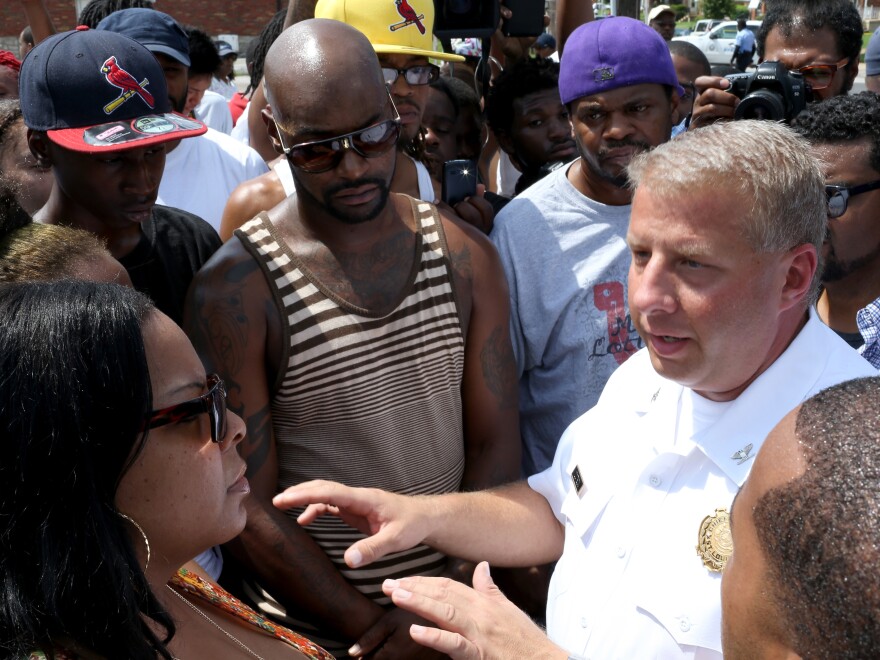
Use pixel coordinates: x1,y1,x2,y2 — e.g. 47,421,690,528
166,584,266,660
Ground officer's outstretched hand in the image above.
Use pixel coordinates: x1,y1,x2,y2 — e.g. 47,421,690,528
689,75,739,130
273,480,430,569
381,562,570,660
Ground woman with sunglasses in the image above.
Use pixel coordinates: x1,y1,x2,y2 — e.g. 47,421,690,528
0,281,332,660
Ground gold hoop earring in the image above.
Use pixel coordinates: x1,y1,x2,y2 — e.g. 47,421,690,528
119,513,151,572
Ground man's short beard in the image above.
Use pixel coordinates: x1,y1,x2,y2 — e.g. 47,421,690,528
576,135,650,189
582,152,630,188
822,242,880,283
292,167,391,225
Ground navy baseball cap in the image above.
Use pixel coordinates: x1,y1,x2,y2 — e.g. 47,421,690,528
96,8,191,67
19,27,206,153
559,16,684,105
535,33,556,49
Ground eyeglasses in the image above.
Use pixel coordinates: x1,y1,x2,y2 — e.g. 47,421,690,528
143,374,228,444
382,64,440,86
679,82,696,102
825,180,880,219
275,102,401,174
796,57,850,90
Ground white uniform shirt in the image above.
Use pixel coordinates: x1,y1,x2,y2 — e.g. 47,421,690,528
529,310,874,659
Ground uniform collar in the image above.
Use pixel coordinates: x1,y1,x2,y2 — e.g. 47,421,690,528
636,310,824,486
691,310,823,486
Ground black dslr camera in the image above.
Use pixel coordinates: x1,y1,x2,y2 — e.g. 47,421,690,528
724,61,811,123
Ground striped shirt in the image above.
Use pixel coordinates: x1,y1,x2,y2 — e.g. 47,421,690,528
236,197,466,655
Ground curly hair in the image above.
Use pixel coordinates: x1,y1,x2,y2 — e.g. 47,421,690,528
77,0,154,28
753,376,880,658
184,25,221,77
756,0,862,65
486,58,560,136
791,92,880,174
0,100,32,235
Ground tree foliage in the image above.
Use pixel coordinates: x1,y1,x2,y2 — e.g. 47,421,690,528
702,0,737,19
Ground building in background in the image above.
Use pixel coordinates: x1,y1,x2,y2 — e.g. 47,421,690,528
0,0,279,52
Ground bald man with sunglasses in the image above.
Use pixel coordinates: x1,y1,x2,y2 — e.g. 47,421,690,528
184,19,519,659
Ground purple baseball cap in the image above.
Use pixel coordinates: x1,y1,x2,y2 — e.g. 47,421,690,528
559,16,684,105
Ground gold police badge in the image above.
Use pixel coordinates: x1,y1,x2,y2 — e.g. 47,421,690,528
696,508,732,572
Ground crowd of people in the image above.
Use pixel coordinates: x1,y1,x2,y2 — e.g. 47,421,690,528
1,0,879,658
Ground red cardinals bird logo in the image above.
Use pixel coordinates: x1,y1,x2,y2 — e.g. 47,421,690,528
100,56,155,115
391,0,426,34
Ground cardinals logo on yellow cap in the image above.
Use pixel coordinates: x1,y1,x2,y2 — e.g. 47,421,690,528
314,0,464,62
391,0,426,33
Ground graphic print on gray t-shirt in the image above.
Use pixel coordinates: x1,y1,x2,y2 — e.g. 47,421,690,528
491,165,641,475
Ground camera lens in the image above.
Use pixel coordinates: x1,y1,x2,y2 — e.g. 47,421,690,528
735,89,787,121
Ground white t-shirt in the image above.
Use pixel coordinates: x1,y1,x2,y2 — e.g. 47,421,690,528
529,310,875,659
273,158,296,197
195,90,233,135
495,150,522,198
158,128,269,232
230,99,251,145
209,76,237,101
406,154,435,202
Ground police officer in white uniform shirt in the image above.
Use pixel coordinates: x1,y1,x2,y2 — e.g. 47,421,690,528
272,120,875,659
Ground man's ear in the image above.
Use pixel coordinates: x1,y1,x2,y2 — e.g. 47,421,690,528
261,105,284,154
780,243,818,311
27,129,53,168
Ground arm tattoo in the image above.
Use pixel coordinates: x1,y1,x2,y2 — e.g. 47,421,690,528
449,242,474,282
480,325,518,410
204,289,249,377
194,259,258,379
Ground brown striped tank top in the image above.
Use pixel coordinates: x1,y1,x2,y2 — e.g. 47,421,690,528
235,197,466,655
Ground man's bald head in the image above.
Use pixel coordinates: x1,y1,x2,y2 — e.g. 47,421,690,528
264,19,386,125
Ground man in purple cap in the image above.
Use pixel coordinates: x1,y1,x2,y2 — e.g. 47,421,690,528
489,17,681,477
21,26,220,325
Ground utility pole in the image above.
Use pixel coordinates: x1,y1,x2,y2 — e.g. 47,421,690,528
617,0,641,19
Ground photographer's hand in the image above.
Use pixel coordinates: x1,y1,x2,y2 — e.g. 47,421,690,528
689,75,738,130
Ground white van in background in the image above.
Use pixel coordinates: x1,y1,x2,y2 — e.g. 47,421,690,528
673,20,761,66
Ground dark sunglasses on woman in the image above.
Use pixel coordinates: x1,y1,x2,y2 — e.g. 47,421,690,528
143,373,228,444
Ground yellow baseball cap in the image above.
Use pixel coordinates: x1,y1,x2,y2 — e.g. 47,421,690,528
315,0,465,62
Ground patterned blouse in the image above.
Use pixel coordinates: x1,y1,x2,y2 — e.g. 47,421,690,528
28,567,334,660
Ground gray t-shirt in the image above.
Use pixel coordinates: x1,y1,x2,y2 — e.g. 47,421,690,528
490,164,638,475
